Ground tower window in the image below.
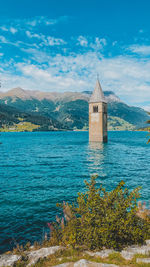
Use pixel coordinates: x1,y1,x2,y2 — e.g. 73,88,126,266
93,105,98,113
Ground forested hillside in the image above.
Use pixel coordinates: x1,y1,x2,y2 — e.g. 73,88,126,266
0,88,149,131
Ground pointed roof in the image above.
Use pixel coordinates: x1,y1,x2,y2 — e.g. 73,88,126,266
89,79,107,103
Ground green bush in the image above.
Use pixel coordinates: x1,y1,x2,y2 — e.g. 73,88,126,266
50,176,150,250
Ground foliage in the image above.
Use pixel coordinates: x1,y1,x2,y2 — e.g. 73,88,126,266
108,116,135,131
108,102,150,129
53,100,89,130
0,122,40,132
0,103,67,132
49,176,150,250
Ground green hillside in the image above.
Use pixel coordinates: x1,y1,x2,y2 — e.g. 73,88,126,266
108,116,135,131
0,89,149,132
53,99,89,129
0,103,67,132
108,102,149,128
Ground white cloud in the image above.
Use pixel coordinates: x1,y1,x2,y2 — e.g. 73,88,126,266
0,26,8,32
47,36,66,46
27,20,37,27
21,48,50,63
45,16,68,25
128,45,150,55
0,49,150,108
90,37,107,50
0,35,8,43
26,30,66,46
26,30,44,40
10,27,18,34
95,37,107,48
0,35,29,47
0,26,18,34
0,30,150,109
16,52,150,106
0,61,86,93
77,36,88,47
25,16,68,27
142,105,150,112
112,41,117,46
77,36,107,50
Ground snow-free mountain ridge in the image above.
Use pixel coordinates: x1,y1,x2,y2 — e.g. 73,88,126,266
0,87,149,131
0,87,121,103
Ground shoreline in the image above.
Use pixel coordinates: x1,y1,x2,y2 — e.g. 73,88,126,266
0,129,149,133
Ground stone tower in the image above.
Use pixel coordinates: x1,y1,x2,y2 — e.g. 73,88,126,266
89,79,107,142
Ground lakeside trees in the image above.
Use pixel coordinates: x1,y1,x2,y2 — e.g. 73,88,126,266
48,176,150,250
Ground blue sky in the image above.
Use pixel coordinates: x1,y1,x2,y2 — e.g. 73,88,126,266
0,0,150,110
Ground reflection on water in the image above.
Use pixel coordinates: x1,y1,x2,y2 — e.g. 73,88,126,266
87,141,107,177
89,141,105,151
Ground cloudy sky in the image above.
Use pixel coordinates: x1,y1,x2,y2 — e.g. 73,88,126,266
0,0,150,110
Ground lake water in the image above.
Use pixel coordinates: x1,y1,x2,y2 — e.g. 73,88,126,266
0,131,149,253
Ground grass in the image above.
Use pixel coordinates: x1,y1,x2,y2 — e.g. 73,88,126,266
0,121,40,132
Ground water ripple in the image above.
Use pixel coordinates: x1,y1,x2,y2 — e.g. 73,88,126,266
0,131,149,253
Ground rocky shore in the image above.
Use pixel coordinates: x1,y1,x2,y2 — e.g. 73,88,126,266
0,240,150,266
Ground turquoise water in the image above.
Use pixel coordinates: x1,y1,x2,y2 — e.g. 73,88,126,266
0,131,149,253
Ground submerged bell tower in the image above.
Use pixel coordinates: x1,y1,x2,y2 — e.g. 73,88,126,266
89,78,107,142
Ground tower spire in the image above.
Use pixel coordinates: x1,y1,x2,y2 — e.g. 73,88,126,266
89,78,108,142
89,79,106,103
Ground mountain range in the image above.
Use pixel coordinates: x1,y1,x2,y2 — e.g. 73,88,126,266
0,87,149,132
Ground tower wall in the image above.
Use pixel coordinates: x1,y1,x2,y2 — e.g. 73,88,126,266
89,102,107,142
